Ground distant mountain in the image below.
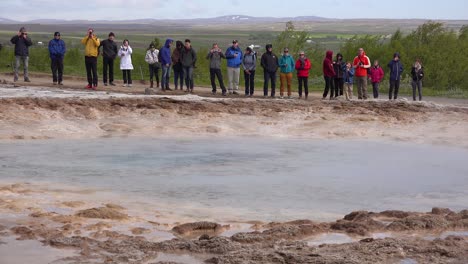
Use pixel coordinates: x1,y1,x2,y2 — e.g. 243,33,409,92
0,17,17,24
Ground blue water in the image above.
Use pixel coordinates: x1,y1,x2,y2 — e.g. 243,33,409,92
1,137,467,222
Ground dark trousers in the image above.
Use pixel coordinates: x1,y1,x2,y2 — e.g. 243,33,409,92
263,71,277,96
334,77,344,96
323,76,335,98
103,57,114,84
372,82,380,98
210,68,226,93
389,79,400,99
122,70,132,84
244,70,255,95
149,64,160,86
174,69,184,88
412,80,422,101
183,66,194,89
51,58,63,83
85,56,98,86
298,76,308,96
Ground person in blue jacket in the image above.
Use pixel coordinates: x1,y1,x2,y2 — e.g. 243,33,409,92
160,38,173,91
388,52,404,100
48,32,66,85
225,40,243,95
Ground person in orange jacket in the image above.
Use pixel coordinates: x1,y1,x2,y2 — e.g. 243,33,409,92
352,48,371,100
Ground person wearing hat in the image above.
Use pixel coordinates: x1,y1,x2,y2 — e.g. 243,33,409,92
278,47,295,99
242,46,257,97
145,43,160,88
99,32,118,86
388,52,404,100
81,28,100,89
261,44,279,97
48,32,66,85
10,27,33,82
225,40,243,95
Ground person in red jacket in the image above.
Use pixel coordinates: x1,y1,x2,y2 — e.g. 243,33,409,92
322,50,336,100
352,48,371,100
295,51,311,99
369,60,384,98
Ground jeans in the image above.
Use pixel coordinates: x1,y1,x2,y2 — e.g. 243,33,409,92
244,70,255,95
85,56,98,86
103,57,114,84
298,76,308,97
356,76,368,100
161,64,171,89
173,68,184,89
372,82,380,98
334,77,344,96
14,55,29,81
280,72,293,97
323,76,335,99
122,70,132,84
412,80,422,101
51,58,63,83
263,71,277,96
149,64,160,86
227,67,240,92
389,79,400,99
183,66,194,90
210,68,226,93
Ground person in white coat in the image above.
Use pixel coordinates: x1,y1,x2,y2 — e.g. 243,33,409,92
118,39,133,87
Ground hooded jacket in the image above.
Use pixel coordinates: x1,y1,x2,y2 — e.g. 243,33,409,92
369,65,384,83
352,51,371,77
323,50,336,77
181,46,197,67
261,45,279,73
333,53,345,79
171,41,184,71
242,51,257,71
118,45,133,70
48,38,66,60
160,39,173,65
11,35,33,56
388,53,404,81
99,39,118,59
225,45,243,68
279,53,295,73
295,57,311,77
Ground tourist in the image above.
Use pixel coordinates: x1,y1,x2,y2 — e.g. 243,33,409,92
145,43,160,88
118,39,133,87
48,32,66,85
343,62,355,100
369,60,384,98
171,40,184,90
206,43,226,95
333,53,345,97
160,38,173,91
352,47,371,99
295,51,311,99
388,52,404,100
322,50,336,100
10,27,33,82
180,39,197,93
99,32,118,86
411,59,424,101
225,40,243,95
279,47,295,99
261,44,279,97
242,46,257,97
81,28,100,89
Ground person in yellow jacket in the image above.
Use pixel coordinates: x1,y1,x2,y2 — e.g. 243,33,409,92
81,28,100,89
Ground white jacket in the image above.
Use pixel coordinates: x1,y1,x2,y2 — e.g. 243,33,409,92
145,49,159,65
118,45,133,70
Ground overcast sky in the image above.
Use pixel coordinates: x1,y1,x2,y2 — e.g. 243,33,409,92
2,0,467,21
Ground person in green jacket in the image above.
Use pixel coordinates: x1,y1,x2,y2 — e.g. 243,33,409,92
278,48,295,98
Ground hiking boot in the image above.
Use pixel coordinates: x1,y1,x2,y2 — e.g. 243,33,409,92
24,78,31,82
109,82,116,86
150,81,154,88
86,84,92,89
211,91,216,95
233,91,239,95
58,82,63,86
222,92,227,96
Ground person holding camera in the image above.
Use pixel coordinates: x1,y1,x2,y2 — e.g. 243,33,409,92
10,27,33,82
225,40,243,95
352,48,371,100
48,32,66,85
145,43,160,88
99,32,118,86
118,39,134,87
207,43,226,95
81,28,100,89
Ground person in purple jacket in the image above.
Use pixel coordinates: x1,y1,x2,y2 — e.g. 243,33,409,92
160,38,173,91
48,32,66,85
